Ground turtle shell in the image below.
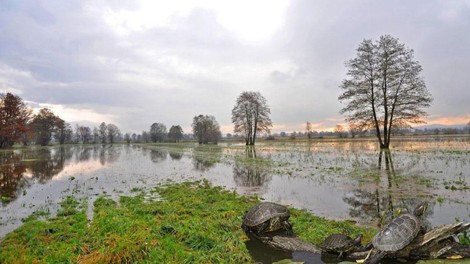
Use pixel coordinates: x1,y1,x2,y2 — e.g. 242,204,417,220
321,234,362,252
372,213,420,252
243,202,290,228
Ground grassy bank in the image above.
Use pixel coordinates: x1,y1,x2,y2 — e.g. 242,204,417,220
0,180,375,263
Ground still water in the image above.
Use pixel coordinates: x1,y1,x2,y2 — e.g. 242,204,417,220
1,137,470,262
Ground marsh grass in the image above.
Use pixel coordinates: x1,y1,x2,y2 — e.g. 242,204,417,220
0,180,375,263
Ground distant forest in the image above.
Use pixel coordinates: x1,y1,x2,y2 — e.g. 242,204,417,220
1,92,469,149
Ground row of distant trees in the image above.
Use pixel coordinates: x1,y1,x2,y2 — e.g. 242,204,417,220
121,91,273,146
122,114,223,145
0,93,66,148
0,93,123,148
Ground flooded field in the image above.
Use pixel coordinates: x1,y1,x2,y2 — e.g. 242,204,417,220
1,136,470,261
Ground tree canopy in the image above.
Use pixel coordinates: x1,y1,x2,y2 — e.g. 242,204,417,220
231,91,272,145
192,115,221,144
168,125,184,143
339,35,432,149
30,108,58,146
150,123,167,143
0,93,32,148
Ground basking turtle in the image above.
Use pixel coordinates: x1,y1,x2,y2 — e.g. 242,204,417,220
364,202,428,264
320,234,363,257
242,202,293,235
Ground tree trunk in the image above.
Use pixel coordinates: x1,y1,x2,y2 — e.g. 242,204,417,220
246,223,470,262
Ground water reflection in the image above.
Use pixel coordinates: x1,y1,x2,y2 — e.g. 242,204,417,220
244,235,291,263
0,152,29,205
233,147,271,191
0,146,121,205
343,150,434,227
26,148,65,183
150,149,168,163
169,152,183,160
192,146,222,171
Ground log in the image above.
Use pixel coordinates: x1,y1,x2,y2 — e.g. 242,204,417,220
246,222,470,262
246,231,322,254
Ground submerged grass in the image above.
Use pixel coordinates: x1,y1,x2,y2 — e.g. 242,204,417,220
0,180,374,263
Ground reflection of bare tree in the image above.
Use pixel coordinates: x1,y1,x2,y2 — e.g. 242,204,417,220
233,162,271,187
99,146,122,165
233,146,271,188
192,146,222,171
0,151,29,205
343,150,433,227
28,148,65,183
246,146,256,158
169,152,183,160
77,146,92,162
150,149,168,163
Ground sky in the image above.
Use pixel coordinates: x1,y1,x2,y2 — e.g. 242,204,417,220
1,0,469,135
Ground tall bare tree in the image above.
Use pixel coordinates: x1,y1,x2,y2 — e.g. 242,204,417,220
339,35,432,149
54,118,72,145
305,121,313,139
150,123,167,142
78,126,92,144
232,91,272,145
31,108,58,146
99,122,107,144
168,125,184,143
107,124,120,144
192,114,221,144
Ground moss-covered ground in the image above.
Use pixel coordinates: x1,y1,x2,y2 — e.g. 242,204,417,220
0,180,375,264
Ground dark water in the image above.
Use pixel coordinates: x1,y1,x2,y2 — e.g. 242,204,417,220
1,137,470,263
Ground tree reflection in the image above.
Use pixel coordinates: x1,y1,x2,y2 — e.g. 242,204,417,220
233,146,271,188
343,150,433,227
28,148,65,183
169,152,183,160
150,149,168,163
0,145,122,205
99,145,121,165
192,145,222,171
0,151,29,205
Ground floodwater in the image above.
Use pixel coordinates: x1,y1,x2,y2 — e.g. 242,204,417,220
1,137,470,263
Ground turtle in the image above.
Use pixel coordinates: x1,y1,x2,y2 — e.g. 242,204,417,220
364,202,428,264
320,234,363,257
242,202,293,235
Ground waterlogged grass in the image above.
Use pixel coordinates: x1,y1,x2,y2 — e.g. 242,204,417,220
0,181,374,263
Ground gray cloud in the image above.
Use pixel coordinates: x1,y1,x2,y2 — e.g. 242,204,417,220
1,0,469,134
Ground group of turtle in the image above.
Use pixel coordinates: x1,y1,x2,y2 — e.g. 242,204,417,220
242,201,429,263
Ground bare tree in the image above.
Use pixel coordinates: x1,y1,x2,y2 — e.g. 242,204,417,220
78,126,92,144
339,35,432,149
92,127,99,144
30,108,58,146
232,91,272,145
334,124,348,138
54,118,72,145
168,125,184,143
124,133,131,144
142,131,150,143
150,123,167,142
99,122,107,144
305,121,313,139
107,124,120,144
192,114,221,144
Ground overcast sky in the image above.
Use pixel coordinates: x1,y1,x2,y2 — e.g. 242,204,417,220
1,0,469,134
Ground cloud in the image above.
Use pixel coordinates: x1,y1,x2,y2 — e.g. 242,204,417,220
1,0,469,135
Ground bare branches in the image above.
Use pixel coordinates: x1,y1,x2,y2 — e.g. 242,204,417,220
339,35,433,148
232,91,272,145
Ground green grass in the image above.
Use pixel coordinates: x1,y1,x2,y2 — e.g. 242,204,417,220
0,180,375,263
